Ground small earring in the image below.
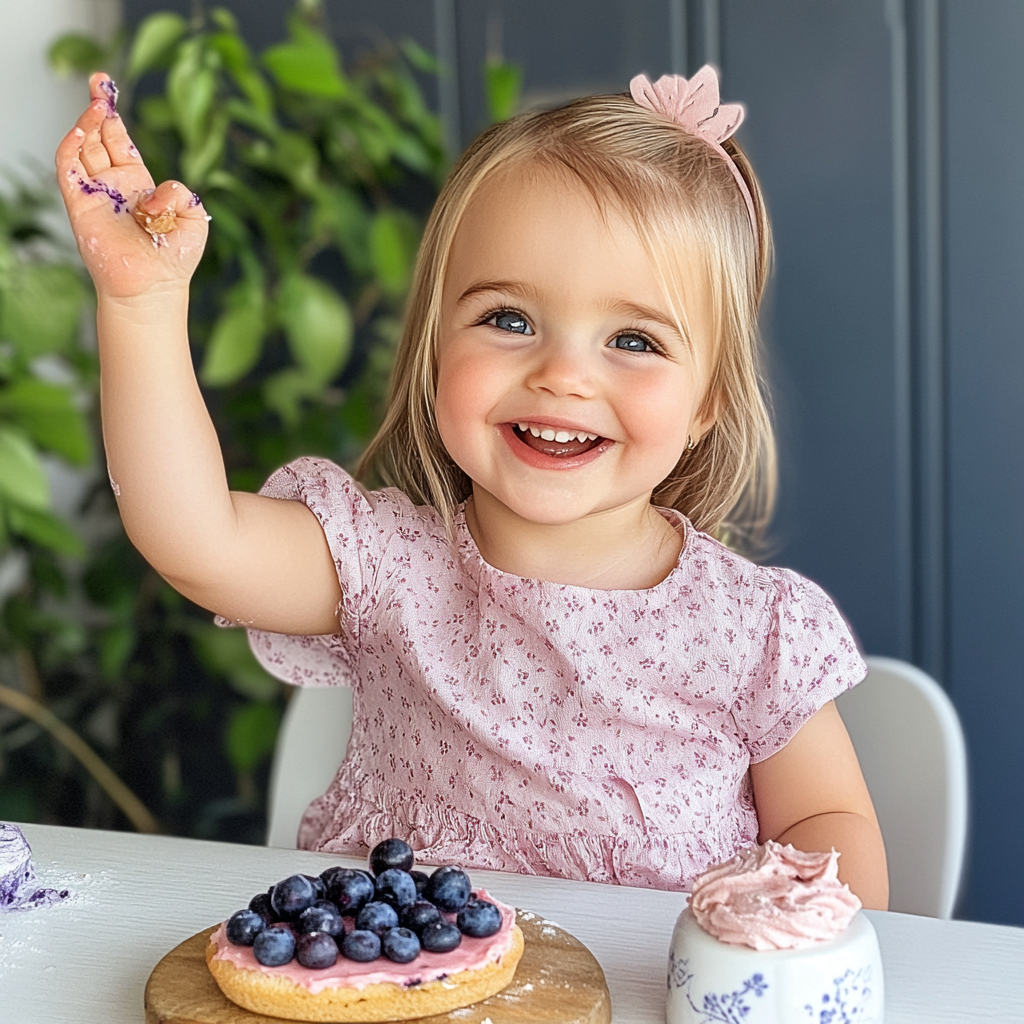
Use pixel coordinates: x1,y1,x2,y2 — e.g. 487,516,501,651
686,435,697,451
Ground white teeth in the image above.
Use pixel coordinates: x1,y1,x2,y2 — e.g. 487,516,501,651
516,422,600,442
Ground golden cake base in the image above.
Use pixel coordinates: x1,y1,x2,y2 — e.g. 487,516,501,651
145,910,611,1024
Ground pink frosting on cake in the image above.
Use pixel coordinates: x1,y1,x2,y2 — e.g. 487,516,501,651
210,889,516,996
689,841,861,951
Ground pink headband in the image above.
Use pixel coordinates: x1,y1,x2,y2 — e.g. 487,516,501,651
629,66,758,241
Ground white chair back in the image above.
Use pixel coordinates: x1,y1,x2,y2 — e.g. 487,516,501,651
266,685,353,849
836,656,968,918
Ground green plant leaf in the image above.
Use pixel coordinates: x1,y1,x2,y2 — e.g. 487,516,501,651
485,60,523,124
276,273,352,385
400,39,439,74
168,40,215,148
209,30,273,116
263,21,346,99
0,264,86,356
369,209,418,296
126,12,188,80
137,95,176,132
181,109,229,185
0,379,92,465
201,283,266,387
0,427,49,511
190,624,280,702
98,622,135,680
261,367,319,428
6,505,84,557
48,33,108,77
226,701,281,773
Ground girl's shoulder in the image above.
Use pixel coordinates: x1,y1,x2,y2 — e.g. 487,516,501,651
678,522,855,640
260,456,447,538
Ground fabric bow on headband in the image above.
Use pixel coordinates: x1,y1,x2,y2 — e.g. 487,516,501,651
629,66,757,239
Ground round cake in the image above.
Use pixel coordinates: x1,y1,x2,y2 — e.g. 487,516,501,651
666,841,884,1024
206,840,525,1022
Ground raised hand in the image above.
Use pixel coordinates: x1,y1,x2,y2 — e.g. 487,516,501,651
56,72,210,300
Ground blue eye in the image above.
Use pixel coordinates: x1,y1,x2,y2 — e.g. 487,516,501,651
610,333,653,352
489,310,532,334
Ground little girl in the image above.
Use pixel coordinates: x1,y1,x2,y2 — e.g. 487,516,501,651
57,68,887,908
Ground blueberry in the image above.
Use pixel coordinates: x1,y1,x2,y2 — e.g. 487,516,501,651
303,874,326,901
247,892,275,924
356,900,400,935
400,900,442,935
410,870,429,894
226,908,265,946
375,868,418,908
457,899,502,938
420,920,462,953
298,900,344,936
327,870,376,916
296,931,339,969
253,923,296,966
270,874,317,920
341,929,381,962
424,866,472,912
381,927,421,963
370,838,415,876
320,865,351,892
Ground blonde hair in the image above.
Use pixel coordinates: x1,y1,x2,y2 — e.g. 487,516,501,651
358,93,776,551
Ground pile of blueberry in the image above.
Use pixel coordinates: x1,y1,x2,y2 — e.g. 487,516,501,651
225,839,504,970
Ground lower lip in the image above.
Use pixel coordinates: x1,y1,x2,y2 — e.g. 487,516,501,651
499,423,614,470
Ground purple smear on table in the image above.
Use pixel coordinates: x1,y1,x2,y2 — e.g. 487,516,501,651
78,175,127,213
0,823,70,912
99,78,119,118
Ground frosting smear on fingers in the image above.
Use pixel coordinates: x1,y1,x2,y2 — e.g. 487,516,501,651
689,840,860,950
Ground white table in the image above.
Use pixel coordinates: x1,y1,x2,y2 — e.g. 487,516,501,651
3,823,1024,1023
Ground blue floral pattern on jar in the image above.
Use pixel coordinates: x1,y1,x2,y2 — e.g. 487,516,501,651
803,966,876,1022
668,949,770,1024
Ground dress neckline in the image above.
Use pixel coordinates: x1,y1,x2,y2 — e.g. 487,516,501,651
452,503,694,596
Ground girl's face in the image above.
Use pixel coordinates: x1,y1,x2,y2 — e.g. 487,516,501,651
436,163,715,528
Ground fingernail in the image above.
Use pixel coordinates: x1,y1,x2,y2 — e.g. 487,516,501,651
73,127,85,138
171,182,179,189
143,188,155,195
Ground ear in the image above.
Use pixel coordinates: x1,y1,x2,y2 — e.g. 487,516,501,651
690,385,720,444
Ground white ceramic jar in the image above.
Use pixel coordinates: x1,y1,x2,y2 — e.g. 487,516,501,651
666,906,884,1024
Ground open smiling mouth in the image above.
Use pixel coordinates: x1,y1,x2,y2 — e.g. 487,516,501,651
511,422,607,458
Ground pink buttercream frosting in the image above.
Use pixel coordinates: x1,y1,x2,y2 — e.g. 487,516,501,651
689,841,861,950
210,888,516,996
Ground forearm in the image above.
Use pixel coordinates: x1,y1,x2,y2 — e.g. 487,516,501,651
774,810,889,910
98,287,240,586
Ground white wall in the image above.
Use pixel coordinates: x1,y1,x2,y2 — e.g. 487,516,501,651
0,0,119,175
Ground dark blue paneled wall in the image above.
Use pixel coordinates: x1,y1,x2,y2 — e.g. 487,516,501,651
122,0,1024,926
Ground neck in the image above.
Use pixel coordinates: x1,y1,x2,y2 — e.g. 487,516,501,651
464,488,684,590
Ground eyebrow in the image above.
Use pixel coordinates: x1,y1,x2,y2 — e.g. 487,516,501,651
455,279,545,306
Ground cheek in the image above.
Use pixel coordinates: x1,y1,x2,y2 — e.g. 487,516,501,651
435,347,490,447
617,374,696,453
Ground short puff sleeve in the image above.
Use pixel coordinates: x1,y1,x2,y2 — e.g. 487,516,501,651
732,568,866,762
242,456,401,688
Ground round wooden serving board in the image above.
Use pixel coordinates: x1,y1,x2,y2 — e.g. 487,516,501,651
145,910,611,1024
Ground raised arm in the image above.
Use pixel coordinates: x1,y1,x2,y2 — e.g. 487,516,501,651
56,74,341,634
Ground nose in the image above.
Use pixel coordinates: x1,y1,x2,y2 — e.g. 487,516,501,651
523,335,596,399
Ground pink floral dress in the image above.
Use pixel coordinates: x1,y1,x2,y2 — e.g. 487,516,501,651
247,458,866,891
